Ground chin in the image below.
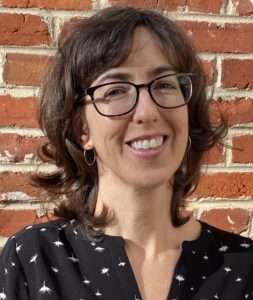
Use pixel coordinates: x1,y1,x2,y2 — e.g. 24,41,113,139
128,173,173,191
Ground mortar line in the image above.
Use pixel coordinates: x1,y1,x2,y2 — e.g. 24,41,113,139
0,6,253,24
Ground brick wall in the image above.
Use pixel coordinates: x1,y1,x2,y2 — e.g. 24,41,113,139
0,0,253,249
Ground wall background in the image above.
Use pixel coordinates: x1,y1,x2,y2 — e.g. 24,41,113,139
0,0,253,249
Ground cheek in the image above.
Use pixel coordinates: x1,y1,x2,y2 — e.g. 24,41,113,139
169,108,188,134
86,113,127,156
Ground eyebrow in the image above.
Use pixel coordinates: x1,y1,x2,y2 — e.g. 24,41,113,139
148,66,176,77
95,65,176,84
96,72,130,84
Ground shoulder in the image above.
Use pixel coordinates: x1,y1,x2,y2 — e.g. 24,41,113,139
11,218,66,245
0,218,93,278
202,221,253,253
15,218,64,234
1,219,77,260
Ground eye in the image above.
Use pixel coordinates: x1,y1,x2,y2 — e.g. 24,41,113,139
153,80,176,90
105,87,128,98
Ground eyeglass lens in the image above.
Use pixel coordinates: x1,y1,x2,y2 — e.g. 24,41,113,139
92,74,192,116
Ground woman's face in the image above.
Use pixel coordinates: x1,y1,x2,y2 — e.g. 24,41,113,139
81,26,188,190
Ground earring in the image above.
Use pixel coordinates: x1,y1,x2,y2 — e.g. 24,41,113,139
186,137,191,152
84,149,96,166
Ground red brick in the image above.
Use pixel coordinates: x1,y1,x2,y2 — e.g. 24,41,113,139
0,13,51,46
0,210,57,237
4,54,51,86
0,95,38,128
232,0,253,16
0,173,41,198
221,59,253,89
2,0,92,10
180,21,253,53
201,60,214,86
232,135,253,164
202,145,224,165
0,210,36,237
0,134,46,163
187,0,223,13
192,173,253,198
200,208,249,234
109,0,185,9
209,98,253,126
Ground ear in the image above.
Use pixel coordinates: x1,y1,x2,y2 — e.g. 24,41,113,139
80,124,94,150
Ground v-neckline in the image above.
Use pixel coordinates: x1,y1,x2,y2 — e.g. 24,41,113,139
98,221,213,300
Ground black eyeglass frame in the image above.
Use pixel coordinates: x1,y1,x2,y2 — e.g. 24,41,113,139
83,73,196,117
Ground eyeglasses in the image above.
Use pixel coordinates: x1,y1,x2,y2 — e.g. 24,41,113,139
83,73,194,117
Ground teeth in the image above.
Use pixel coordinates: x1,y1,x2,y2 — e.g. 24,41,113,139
131,137,164,150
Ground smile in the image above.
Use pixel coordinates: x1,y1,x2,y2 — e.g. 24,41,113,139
130,136,164,150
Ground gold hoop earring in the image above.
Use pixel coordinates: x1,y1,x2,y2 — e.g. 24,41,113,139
84,149,96,166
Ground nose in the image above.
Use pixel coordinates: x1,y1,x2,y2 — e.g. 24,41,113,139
132,88,160,124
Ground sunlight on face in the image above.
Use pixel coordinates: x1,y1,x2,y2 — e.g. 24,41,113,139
81,27,188,191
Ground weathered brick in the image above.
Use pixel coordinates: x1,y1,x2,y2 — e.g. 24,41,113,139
180,22,253,53
221,59,253,89
201,60,214,86
0,134,46,163
0,210,57,237
0,13,51,46
0,210,36,237
232,0,253,16
187,0,223,14
4,54,51,86
202,145,224,165
192,173,253,198
0,173,41,198
2,0,92,9
200,208,249,234
232,135,253,164
0,95,38,128
209,98,253,126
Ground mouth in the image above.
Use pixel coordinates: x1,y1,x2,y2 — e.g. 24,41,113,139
128,136,166,150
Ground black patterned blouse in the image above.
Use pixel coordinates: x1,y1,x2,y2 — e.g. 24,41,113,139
0,219,253,300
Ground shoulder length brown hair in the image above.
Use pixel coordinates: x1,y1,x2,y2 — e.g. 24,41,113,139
33,6,227,240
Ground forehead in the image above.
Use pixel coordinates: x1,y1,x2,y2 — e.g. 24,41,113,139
120,26,171,69
91,27,175,85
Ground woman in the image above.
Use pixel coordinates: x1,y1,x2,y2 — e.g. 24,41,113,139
0,6,252,300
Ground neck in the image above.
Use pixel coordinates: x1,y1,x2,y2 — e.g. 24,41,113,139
95,175,198,255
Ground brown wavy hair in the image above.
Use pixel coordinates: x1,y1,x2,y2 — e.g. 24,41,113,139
33,6,227,240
